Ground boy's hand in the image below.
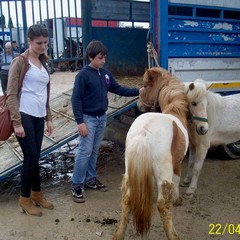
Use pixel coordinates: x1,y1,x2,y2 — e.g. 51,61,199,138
78,123,88,137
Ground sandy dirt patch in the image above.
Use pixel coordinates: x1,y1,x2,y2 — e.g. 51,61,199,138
1,71,240,240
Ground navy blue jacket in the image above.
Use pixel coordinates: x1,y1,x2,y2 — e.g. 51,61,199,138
71,66,139,124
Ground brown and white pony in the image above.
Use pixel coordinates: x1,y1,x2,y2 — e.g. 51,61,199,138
114,67,189,240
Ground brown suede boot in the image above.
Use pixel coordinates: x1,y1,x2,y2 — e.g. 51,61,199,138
19,196,42,216
31,191,54,209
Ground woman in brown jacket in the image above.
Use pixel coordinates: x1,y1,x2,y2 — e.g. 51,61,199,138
7,24,53,216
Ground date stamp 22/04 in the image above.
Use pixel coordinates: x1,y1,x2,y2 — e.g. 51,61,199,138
209,224,240,236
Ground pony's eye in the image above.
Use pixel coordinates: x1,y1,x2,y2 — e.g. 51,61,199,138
144,85,147,88
191,102,197,106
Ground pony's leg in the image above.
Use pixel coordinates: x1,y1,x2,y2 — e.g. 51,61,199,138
157,181,180,240
114,175,131,240
184,144,209,198
172,174,182,206
172,161,182,206
181,146,196,186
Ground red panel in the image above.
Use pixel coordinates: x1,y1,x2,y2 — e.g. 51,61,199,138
65,17,118,27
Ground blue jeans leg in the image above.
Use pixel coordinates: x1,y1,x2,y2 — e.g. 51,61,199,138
72,114,107,188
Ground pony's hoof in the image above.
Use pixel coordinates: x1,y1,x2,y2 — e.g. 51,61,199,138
173,197,182,206
183,192,195,199
180,181,190,187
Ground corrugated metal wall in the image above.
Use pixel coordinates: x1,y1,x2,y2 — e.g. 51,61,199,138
168,3,240,58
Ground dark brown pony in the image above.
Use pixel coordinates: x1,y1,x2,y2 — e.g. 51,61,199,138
58,37,83,72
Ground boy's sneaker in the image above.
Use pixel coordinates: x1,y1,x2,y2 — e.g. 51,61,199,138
85,178,108,192
71,187,85,203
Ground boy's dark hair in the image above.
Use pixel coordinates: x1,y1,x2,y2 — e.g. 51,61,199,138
86,40,107,60
27,24,49,40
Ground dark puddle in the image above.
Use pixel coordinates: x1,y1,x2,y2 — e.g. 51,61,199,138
0,140,124,196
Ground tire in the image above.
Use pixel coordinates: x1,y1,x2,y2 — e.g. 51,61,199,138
222,141,240,159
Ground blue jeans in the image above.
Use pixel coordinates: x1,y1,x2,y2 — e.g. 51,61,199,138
72,114,107,188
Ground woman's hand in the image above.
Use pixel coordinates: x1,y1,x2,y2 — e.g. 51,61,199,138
14,125,25,138
46,121,53,135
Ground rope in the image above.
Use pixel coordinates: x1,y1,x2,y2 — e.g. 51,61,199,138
147,41,160,68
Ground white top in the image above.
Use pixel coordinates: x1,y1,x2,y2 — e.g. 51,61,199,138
19,60,49,117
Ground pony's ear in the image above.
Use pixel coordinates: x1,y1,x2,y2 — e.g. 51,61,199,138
184,84,190,94
143,68,151,83
185,83,194,95
150,67,164,81
206,82,212,90
151,67,161,75
189,83,195,91
144,67,161,86
149,69,160,85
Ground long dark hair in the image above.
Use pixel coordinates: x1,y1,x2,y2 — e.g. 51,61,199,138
27,24,49,63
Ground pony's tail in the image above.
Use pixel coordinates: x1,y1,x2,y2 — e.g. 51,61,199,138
126,137,153,236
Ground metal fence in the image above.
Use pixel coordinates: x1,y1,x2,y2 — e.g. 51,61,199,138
0,0,84,71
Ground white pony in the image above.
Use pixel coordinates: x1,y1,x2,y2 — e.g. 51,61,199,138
183,79,240,197
114,67,189,240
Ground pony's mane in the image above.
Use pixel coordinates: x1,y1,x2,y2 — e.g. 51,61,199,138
186,80,221,108
142,67,189,126
156,69,189,124
186,81,207,102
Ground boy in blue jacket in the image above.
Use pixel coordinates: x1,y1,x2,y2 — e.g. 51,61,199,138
71,40,141,203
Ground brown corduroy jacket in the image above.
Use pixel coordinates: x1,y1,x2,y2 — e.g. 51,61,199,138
6,50,52,127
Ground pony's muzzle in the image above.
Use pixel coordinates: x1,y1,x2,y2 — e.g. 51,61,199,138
137,99,151,113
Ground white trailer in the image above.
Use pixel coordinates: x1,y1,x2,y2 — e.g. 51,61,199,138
0,27,24,46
